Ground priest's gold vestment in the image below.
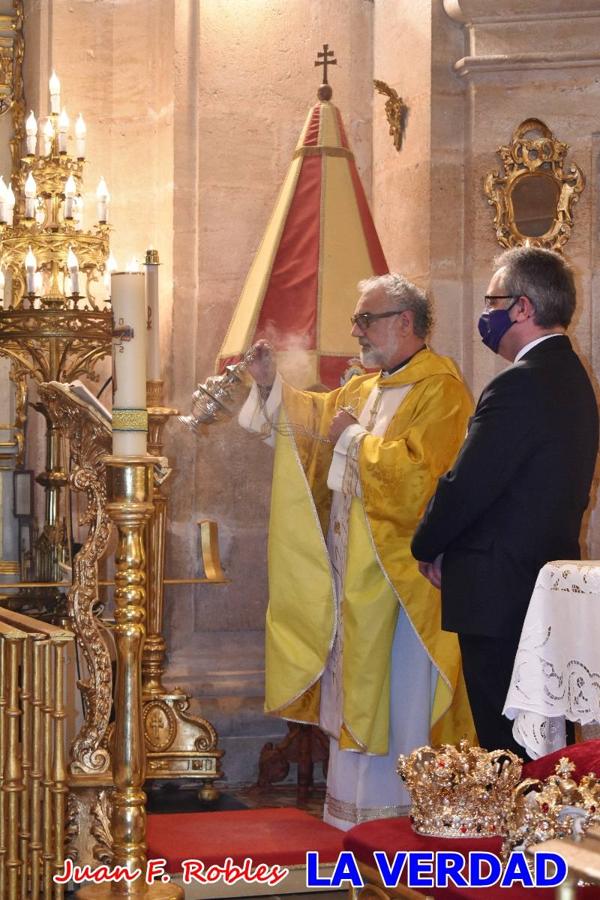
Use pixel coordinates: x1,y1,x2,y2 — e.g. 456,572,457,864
264,348,476,753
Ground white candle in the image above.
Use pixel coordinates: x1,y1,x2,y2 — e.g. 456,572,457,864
75,114,86,159
49,71,61,114
25,246,36,294
57,109,69,153
0,270,5,303
26,111,37,155
96,177,109,223
25,172,36,219
0,176,7,223
74,196,84,231
43,118,54,156
111,271,147,456
6,185,15,226
67,246,79,294
63,175,76,219
145,249,160,381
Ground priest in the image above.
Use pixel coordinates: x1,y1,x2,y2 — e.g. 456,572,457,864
239,273,475,829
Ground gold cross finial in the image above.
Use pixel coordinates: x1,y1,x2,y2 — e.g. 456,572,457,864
315,44,337,100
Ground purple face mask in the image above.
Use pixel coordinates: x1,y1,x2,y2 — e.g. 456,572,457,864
478,299,518,353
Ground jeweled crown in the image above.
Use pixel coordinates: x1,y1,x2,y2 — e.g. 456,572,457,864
397,740,523,838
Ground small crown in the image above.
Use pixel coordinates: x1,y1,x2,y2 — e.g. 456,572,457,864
504,757,600,856
397,740,523,838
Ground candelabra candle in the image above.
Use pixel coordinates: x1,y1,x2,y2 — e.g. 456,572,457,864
24,172,37,219
0,270,4,303
112,271,148,456
63,175,76,219
57,109,69,154
6,184,15,226
49,71,60,115
43,118,54,156
96,177,109,223
25,247,36,294
145,249,160,380
67,247,79,294
33,271,43,296
73,196,84,231
0,176,7,223
75,114,86,159
26,110,37,155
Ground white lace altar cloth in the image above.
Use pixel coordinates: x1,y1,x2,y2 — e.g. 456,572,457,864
503,560,600,759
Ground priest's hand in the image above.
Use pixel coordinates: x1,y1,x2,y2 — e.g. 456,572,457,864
327,409,358,444
247,340,276,388
418,554,443,589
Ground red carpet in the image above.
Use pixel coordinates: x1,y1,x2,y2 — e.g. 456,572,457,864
146,807,343,873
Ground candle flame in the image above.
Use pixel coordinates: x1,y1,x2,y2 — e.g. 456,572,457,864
64,175,77,197
25,246,36,270
96,177,110,201
0,271,5,288
0,176,6,201
26,110,37,136
106,252,117,273
49,71,60,95
7,185,16,208
67,247,79,270
25,172,37,198
43,118,55,139
75,114,86,138
126,257,140,273
58,108,69,132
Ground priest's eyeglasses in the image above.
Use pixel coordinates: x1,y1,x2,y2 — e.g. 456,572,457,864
483,295,518,312
351,310,403,330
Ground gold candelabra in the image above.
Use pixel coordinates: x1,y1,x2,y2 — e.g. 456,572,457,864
78,456,182,899
0,72,113,596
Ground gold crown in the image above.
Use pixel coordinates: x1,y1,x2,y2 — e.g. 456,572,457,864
504,757,600,856
397,740,523,838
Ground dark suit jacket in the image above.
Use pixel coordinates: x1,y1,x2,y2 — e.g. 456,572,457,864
411,335,599,639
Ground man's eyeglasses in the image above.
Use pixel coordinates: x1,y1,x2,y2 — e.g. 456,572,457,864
350,310,403,330
483,295,518,312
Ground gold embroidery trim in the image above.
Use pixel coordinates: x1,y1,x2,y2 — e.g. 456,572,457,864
293,145,354,161
325,792,410,824
112,408,148,432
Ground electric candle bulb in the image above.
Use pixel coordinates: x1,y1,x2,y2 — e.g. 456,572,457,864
57,109,69,153
104,252,117,296
74,196,84,231
6,184,15,226
49,71,61,114
33,271,43,296
75,114,86,159
96,177,109,223
25,246,36,294
24,172,37,219
63,175,76,219
0,270,5,304
26,111,37,155
67,246,79,295
43,118,54,156
126,257,140,273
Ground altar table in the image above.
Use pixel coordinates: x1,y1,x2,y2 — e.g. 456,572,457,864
504,560,600,759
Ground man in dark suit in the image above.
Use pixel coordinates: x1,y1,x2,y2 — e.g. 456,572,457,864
412,246,599,757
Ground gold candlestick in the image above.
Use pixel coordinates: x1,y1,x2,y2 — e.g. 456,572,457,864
78,456,182,899
143,380,177,696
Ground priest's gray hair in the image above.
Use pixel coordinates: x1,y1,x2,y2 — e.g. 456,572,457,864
494,246,576,328
357,273,433,339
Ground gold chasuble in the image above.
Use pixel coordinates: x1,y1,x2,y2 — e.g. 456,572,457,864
266,348,476,753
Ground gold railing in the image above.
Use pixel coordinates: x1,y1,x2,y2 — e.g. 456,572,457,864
0,607,73,898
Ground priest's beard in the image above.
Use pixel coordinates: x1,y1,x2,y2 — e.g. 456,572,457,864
359,332,396,369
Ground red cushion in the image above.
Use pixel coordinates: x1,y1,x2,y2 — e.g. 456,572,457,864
344,817,600,898
522,740,600,782
146,807,343,873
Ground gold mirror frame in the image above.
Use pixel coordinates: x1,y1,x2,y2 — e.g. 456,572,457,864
484,118,584,252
